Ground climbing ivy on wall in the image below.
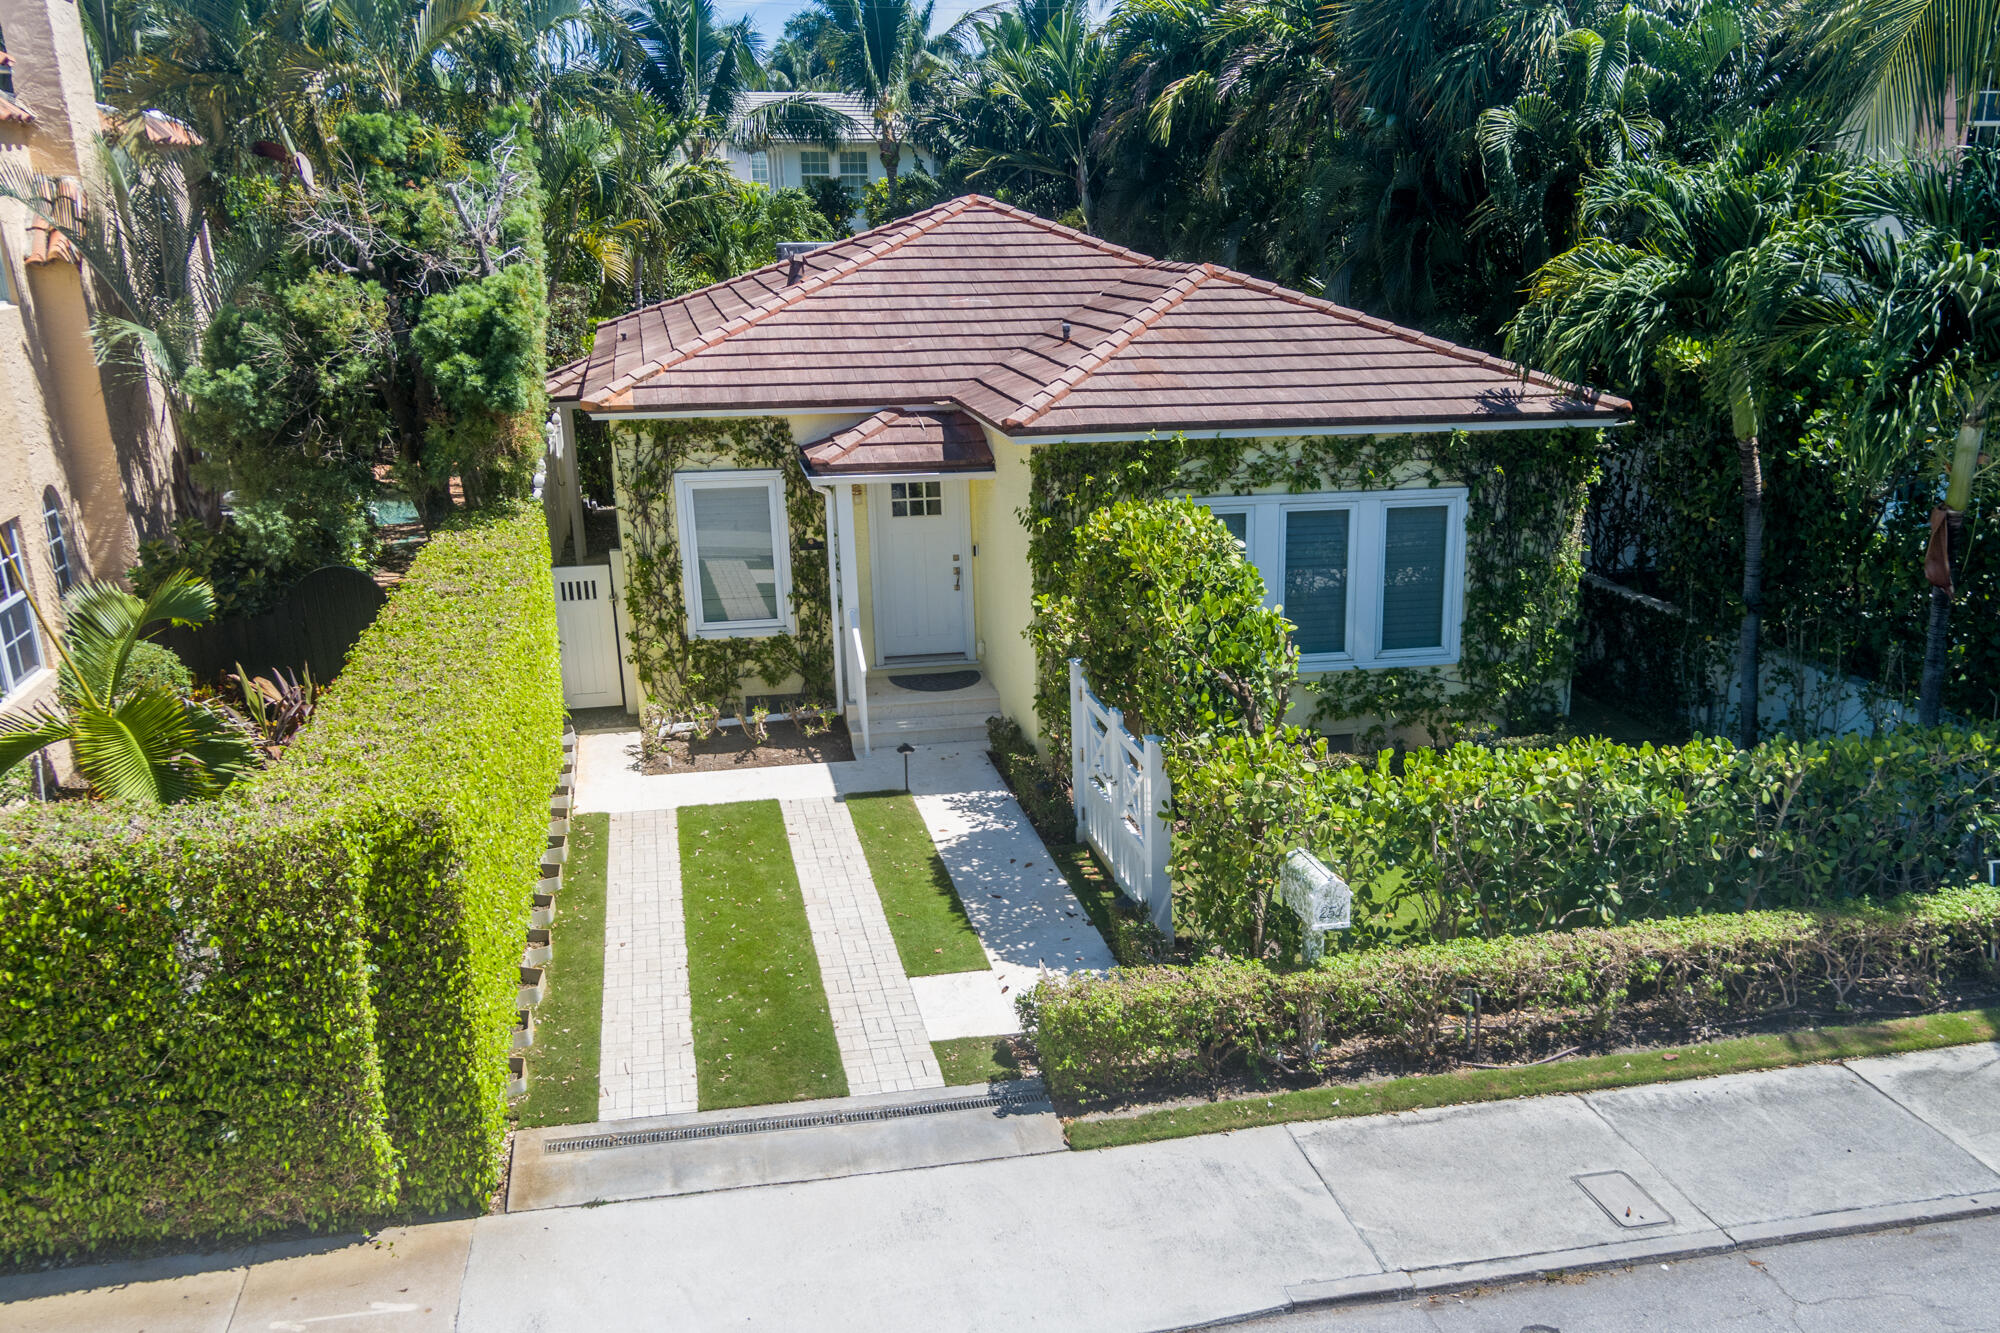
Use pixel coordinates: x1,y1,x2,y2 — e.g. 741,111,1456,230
1024,429,1602,744
614,418,834,713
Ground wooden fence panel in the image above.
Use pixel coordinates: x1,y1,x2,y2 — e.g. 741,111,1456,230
156,566,387,685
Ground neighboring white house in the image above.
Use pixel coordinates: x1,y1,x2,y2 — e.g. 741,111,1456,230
720,92,930,203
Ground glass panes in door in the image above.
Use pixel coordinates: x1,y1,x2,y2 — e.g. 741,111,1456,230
890,481,942,517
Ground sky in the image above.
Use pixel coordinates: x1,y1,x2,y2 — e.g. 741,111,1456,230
715,0,1002,44
715,0,1115,46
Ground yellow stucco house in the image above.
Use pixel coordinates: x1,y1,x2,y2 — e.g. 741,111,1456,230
544,196,1627,752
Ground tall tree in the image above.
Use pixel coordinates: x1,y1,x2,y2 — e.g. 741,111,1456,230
1803,0,2000,153
806,0,959,212
1506,112,1848,745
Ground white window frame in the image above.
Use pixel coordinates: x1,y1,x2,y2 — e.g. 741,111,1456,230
1197,487,1468,672
839,150,868,188
673,470,794,639
1969,90,2000,147
0,519,46,697
748,149,771,185
42,488,74,593
800,149,830,179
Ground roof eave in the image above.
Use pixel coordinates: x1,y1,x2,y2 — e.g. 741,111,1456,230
999,413,1630,445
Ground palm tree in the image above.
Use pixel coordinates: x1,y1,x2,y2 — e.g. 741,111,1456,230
1506,112,1849,746
0,557,258,804
1784,148,2000,723
963,2,1108,228
1802,0,2000,154
806,0,960,214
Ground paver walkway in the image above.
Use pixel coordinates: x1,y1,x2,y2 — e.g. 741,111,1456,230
781,798,943,1095
597,809,699,1119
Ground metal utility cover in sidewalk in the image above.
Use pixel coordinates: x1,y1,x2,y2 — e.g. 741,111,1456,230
1575,1171,1672,1228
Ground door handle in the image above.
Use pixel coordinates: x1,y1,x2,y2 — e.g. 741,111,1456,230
953,565,962,591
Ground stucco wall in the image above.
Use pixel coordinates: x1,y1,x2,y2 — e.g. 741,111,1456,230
0,0,179,756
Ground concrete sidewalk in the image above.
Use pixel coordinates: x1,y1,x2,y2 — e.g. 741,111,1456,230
9,1043,2000,1332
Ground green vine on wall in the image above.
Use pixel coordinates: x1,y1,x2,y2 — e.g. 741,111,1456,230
1024,429,1601,744
614,418,834,713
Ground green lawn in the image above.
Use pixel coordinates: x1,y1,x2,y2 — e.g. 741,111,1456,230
845,791,989,976
932,1036,1026,1085
514,811,609,1128
1067,1007,2000,1150
681,800,847,1109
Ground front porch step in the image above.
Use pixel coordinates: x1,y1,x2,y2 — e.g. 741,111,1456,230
854,715,994,747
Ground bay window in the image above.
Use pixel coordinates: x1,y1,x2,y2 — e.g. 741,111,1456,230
1202,489,1466,670
674,472,793,638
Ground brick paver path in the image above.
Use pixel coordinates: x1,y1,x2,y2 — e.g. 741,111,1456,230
598,809,699,1119
780,798,944,1095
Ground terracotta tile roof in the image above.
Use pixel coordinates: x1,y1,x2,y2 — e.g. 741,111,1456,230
25,176,84,266
549,196,1629,438
800,409,996,478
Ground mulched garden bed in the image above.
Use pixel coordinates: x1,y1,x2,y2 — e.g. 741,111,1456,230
637,718,855,773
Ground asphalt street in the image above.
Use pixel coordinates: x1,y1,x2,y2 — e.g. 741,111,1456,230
1245,1213,2000,1332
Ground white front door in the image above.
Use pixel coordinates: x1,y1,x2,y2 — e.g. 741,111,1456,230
868,479,971,661
552,565,625,709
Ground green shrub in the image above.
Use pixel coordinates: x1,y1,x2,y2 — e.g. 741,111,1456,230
0,804,398,1254
259,504,563,1209
0,505,562,1254
1029,498,1297,751
1169,728,2000,953
58,639,192,708
1022,885,2000,1101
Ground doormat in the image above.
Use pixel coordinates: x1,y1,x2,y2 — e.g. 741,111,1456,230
889,670,981,692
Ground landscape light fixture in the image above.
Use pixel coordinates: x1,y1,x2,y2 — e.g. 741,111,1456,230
898,742,915,791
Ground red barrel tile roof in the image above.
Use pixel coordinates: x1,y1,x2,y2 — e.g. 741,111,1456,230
549,195,1628,437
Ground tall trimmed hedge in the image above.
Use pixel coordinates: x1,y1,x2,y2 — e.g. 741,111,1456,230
260,506,563,1208
0,505,562,1255
1024,885,2000,1102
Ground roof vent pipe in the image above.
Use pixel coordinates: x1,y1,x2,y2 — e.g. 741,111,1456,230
1061,319,1071,341
778,239,830,287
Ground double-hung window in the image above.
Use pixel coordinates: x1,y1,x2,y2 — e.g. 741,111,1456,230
1201,489,1467,671
800,149,830,179
0,520,45,696
42,489,74,593
839,150,868,194
674,472,793,638
748,149,771,185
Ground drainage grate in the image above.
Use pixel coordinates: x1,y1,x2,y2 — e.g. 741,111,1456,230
544,1087,1044,1154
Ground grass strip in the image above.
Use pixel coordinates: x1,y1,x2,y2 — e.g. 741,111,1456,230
514,811,610,1128
682,800,847,1109
845,790,988,976
932,1036,1026,1086
1066,1007,2000,1151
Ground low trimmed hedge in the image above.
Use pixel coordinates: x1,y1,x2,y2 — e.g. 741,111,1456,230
1021,885,2000,1102
0,505,562,1255
1168,728,2000,953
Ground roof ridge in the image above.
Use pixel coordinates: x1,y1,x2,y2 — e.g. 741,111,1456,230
1203,266,1628,410
959,195,1165,270
995,264,1215,429
583,198,977,408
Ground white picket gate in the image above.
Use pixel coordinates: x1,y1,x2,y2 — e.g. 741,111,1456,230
1069,659,1173,938
552,565,625,709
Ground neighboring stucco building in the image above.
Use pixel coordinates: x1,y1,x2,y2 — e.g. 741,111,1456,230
719,92,929,207
0,0,179,776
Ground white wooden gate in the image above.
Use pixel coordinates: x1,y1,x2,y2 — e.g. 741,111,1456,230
553,566,624,709
1069,659,1173,938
